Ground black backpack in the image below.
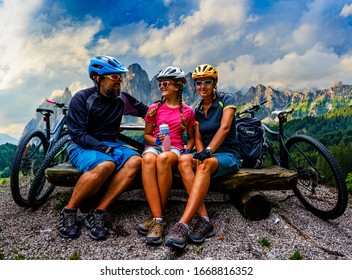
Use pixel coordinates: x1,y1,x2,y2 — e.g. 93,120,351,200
236,116,266,168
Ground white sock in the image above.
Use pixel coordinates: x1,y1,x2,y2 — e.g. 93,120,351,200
201,216,210,222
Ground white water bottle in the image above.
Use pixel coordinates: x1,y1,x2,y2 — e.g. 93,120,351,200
159,123,171,151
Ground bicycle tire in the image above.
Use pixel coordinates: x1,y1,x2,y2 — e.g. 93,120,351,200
28,134,71,207
10,130,49,207
283,134,348,220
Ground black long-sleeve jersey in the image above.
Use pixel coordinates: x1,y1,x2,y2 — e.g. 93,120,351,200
67,87,148,153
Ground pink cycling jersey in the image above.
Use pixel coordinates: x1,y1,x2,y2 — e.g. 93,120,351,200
144,103,195,150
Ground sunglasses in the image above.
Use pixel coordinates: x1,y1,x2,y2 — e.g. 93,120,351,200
195,80,214,87
104,74,123,81
158,81,175,88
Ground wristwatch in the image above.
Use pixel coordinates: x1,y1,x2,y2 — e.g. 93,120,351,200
205,146,213,157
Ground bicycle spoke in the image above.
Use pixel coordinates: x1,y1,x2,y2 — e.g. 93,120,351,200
284,135,347,219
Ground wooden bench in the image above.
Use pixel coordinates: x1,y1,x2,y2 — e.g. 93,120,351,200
46,123,298,220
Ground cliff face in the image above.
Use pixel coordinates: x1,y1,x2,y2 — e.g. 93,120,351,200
22,63,352,137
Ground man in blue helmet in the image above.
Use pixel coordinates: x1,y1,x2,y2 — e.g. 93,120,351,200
58,55,148,240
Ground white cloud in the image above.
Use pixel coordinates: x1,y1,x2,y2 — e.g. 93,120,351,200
137,0,248,68
68,81,89,96
0,0,104,137
93,21,149,56
340,3,352,17
0,123,24,139
0,0,102,91
217,43,352,91
49,80,88,99
0,0,43,90
292,23,319,47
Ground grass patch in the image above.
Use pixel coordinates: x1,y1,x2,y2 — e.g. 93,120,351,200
69,251,81,260
168,249,184,260
258,237,272,248
13,253,26,260
0,178,10,185
192,245,204,256
289,250,304,260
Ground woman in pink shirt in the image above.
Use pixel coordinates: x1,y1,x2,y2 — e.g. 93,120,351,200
135,66,195,245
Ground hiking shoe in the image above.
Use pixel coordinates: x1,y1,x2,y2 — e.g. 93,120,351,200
146,220,166,245
164,222,188,249
188,216,215,243
58,208,80,239
135,216,154,235
84,209,108,240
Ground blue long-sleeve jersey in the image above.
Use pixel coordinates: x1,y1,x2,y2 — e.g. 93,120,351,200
67,87,148,153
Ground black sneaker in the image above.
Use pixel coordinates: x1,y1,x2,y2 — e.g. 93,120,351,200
164,222,188,249
58,208,80,239
84,209,108,240
188,216,215,243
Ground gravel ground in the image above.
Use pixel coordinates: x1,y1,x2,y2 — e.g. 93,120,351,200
0,182,351,260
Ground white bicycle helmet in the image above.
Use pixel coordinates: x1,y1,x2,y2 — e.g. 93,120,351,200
156,66,187,84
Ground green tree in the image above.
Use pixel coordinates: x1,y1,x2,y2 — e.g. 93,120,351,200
0,167,11,178
346,173,352,192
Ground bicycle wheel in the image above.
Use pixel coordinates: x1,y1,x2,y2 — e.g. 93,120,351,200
283,134,348,220
28,134,71,207
10,130,49,207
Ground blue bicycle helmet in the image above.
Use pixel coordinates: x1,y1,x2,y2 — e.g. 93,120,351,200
88,55,128,79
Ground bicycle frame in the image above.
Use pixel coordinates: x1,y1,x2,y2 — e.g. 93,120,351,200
38,99,68,149
49,112,67,145
262,109,294,166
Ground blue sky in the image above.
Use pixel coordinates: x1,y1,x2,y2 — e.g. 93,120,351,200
1,0,352,138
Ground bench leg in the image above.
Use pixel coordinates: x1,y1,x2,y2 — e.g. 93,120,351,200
230,190,272,221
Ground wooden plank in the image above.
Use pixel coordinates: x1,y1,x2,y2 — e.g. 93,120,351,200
45,162,297,191
209,165,297,192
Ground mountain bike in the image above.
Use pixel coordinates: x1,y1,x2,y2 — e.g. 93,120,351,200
236,101,348,220
10,99,68,207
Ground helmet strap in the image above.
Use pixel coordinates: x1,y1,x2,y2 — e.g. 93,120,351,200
93,76,107,97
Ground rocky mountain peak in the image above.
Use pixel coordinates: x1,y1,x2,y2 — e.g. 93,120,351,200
20,63,352,137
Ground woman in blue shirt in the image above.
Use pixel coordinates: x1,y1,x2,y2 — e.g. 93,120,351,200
165,64,241,249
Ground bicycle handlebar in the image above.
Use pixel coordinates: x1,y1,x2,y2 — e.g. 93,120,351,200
236,100,267,117
46,98,67,109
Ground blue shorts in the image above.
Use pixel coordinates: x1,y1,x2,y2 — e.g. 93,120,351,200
210,152,241,178
68,141,140,173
